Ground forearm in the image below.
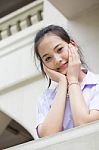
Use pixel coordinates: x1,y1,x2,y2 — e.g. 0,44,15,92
67,44,99,126
38,79,67,137
69,83,91,126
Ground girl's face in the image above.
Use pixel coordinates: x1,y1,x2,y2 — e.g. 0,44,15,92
38,34,69,75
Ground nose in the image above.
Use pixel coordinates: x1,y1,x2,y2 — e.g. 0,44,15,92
54,54,62,64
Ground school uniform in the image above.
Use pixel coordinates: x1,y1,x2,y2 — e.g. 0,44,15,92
35,70,99,137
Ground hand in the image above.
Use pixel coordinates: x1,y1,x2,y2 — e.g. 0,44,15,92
43,65,67,83
67,43,81,83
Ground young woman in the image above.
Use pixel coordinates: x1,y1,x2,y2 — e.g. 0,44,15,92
34,25,99,138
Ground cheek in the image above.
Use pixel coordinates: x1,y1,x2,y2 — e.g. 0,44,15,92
44,61,55,70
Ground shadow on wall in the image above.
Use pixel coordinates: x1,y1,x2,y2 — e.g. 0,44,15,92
0,111,33,150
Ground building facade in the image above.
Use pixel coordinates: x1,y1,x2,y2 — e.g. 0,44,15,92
0,0,99,149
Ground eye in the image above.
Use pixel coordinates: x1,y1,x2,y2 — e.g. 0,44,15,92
45,56,52,62
57,47,63,53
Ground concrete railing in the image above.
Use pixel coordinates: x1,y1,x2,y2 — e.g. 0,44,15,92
0,111,11,136
0,0,43,40
5,120,99,150
0,21,45,140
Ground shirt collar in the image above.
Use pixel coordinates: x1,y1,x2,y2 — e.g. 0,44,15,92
80,70,99,90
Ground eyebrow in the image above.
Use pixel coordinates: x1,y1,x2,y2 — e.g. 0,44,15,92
54,43,61,50
42,53,49,59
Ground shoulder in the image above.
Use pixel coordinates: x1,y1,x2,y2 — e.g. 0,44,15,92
83,70,99,85
38,81,57,104
86,71,99,93
81,70,99,92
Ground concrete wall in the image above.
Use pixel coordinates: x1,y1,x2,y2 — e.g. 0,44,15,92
43,0,68,29
68,6,99,73
0,21,46,138
5,120,99,150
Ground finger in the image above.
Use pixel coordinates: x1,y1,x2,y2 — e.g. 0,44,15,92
69,44,79,61
70,45,81,66
69,44,75,62
73,46,80,62
43,64,53,73
68,46,73,64
43,63,50,71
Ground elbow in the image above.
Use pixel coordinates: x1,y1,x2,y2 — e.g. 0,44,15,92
41,128,62,137
73,110,99,127
74,120,86,126
74,117,91,127
38,124,62,138
39,130,58,138
43,130,57,137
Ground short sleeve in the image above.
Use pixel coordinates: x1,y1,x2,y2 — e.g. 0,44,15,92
35,90,50,137
89,84,99,110
34,87,56,138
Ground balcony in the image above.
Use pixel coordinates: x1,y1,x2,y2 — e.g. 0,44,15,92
0,20,45,149
5,120,99,150
0,0,99,149
0,1,44,149
0,0,43,40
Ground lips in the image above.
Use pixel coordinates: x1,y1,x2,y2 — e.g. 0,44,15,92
57,62,68,71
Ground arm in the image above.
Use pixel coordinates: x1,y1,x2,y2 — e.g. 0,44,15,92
67,44,99,126
38,68,67,137
69,83,99,126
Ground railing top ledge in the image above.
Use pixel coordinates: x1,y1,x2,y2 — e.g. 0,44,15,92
5,120,99,150
0,0,43,25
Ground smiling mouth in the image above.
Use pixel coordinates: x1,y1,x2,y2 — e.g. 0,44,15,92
57,62,68,71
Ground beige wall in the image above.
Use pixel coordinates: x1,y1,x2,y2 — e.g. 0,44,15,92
68,7,99,73
5,120,99,150
0,22,46,138
43,0,68,29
